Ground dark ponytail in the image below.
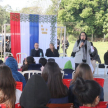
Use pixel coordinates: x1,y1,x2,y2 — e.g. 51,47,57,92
73,77,101,105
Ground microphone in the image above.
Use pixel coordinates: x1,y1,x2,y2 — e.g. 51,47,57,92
81,39,85,43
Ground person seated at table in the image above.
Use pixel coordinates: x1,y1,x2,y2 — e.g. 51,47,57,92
42,62,68,104
63,60,74,79
20,74,50,108
31,43,44,57
45,43,59,57
39,58,47,71
0,65,22,108
73,77,101,108
68,63,104,108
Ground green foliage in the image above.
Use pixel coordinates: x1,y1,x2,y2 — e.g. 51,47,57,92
0,5,12,32
46,0,61,15
20,6,43,14
58,0,108,38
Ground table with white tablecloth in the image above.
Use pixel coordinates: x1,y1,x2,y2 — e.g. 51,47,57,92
34,57,94,72
34,57,75,70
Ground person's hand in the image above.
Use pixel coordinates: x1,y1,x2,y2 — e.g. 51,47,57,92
80,42,84,48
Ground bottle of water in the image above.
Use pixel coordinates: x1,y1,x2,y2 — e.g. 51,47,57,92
40,52,42,57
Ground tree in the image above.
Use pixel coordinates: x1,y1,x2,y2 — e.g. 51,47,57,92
58,0,108,39
0,5,12,32
20,6,43,14
46,0,61,15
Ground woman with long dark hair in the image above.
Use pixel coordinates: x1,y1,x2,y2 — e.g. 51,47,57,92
68,63,104,108
73,77,101,108
0,65,16,108
22,56,35,72
42,62,68,103
45,43,59,57
73,32,91,69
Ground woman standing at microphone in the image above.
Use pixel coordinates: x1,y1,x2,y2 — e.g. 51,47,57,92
73,32,91,69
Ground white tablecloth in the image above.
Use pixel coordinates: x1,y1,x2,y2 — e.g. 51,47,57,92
34,57,94,72
34,57,75,70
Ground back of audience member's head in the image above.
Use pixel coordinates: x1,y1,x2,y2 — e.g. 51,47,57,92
25,56,35,65
48,58,55,62
0,65,16,108
71,63,93,85
5,57,18,71
20,74,50,108
22,56,35,71
0,60,3,65
42,62,68,98
73,77,101,107
39,58,47,66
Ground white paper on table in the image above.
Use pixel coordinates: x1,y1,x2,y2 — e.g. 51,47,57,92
91,46,94,53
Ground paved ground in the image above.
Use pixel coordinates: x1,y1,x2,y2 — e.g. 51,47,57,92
94,74,108,101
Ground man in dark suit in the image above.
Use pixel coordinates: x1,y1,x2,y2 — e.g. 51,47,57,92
31,43,44,57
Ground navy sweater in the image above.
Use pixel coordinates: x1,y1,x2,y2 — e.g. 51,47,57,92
68,84,104,108
48,86,69,104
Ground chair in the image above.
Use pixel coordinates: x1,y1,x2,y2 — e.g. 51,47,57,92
46,103,73,108
15,103,21,108
0,104,6,108
96,102,108,108
72,71,75,79
63,79,72,88
16,53,27,68
4,52,13,61
96,64,106,75
4,52,13,57
61,71,64,78
22,70,41,79
16,82,23,91
94,78,104,87
105,65,108,75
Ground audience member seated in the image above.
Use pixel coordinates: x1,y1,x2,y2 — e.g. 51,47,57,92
68,63,104,108
0,65,22,108
39,58,47,71
45,43,59,57
48,58,55,62
22,56,35,71
63,60,74,79
73,77,101,108
5,57,26,89
31,43,44,57
22,56,41,71
104,51,108,65
20,74,50,108
42,62,68,104
0,60,3,65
